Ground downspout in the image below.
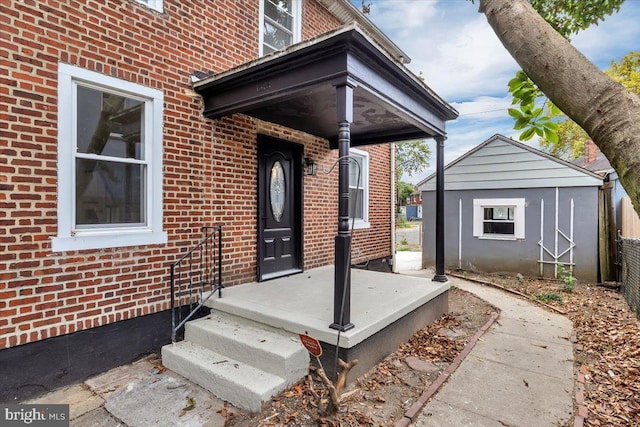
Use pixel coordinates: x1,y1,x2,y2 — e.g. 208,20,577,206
391,143,396,272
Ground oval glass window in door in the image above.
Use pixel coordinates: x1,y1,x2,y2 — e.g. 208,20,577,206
270,161,286,222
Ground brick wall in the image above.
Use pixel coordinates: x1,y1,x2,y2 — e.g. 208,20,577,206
0,0,391,350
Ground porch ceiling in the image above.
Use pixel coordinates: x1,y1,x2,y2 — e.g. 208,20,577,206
193,25,458,147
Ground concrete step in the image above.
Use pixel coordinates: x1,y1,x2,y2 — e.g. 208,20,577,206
161,312,310,412
162,341,287,413
184,312,309,384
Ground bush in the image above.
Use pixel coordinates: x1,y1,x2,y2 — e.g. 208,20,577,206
557,264,576,293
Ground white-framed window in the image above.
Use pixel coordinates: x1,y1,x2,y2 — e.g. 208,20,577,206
473,198,525,240
135,0,163,13
259,0,302,56
349,148,370,229
53,63,167,252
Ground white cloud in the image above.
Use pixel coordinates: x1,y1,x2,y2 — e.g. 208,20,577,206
369,1,640,101
416,17,519,99
369,4,520,100
368,0,438,32
450,95,512,120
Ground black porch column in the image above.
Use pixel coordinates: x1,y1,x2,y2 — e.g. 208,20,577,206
331,84,355,331
433,135,448,282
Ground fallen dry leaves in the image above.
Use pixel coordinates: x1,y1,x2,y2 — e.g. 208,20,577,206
228,287,494,426
567,287,640,426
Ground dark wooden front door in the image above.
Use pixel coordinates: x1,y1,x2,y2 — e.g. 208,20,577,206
257,136,303,281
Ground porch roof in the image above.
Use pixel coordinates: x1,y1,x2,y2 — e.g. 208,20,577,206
193,24,458,147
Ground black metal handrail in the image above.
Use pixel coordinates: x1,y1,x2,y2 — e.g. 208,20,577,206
170,226,223,342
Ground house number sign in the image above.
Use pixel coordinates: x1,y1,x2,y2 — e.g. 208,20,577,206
256,81,271,92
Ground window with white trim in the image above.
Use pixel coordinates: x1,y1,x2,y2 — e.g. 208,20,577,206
259,0,302,56
473,198,525,240
53,63,166,252
135,0,163,13
349,148,370,229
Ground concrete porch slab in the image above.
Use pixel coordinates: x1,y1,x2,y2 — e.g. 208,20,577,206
204,266,449,380
205,266,449,348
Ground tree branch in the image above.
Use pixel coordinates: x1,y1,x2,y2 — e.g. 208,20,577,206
312,357,359,416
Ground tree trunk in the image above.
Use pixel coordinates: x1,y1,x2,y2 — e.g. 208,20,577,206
479,0,640,215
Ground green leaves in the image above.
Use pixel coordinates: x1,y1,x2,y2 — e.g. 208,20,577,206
511,51,638,159
540,118,589,160
395,139,431,179
543,124,559,143
606,51,640,95
397,181,415,206
520,127,536,141
507,70,560,142
508,70,538,107
529,0,624,39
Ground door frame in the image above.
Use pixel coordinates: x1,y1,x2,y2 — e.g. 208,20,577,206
256,134,304,281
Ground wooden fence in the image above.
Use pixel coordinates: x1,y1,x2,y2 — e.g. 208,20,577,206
621,196,640,238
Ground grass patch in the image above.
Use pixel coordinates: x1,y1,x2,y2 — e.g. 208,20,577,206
396,216,411,229
535,292,564,304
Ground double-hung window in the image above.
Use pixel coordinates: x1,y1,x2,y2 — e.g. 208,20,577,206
348,148,370,229
53,63,166,251
483,207,515,234
473,198,525,240
260,0,302,56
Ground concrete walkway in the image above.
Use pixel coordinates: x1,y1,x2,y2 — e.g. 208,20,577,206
394,252,575,427
25,356,231,427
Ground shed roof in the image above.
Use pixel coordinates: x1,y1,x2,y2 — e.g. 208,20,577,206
418,134,603,191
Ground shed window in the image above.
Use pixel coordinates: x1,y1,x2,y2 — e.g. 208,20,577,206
473,199,525,240
483,207,515,235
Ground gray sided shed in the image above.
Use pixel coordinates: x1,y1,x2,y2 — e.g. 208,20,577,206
419,135,603,282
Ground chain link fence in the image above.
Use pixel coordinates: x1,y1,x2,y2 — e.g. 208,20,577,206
619,237,640,317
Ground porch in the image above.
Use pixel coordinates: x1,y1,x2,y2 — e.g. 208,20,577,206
162,266,448,412
163,22,456,412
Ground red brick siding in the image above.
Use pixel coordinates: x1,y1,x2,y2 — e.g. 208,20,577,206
303,0,343,39
0,0,391,350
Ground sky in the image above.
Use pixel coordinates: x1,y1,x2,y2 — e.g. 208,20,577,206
357,0,640,184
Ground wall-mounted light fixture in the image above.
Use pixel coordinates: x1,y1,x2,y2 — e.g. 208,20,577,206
305,157,317,176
